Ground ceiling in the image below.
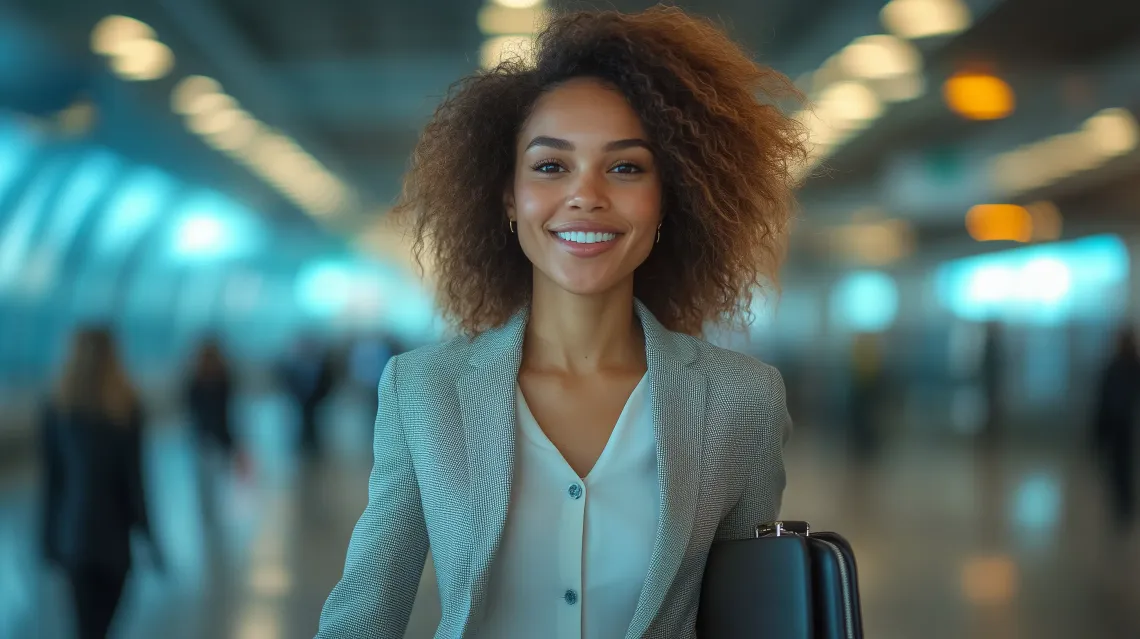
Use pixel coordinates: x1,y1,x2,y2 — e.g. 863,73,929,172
817,0,1140,184
201,0,846,205
5,0,1139,269
2,0,850,205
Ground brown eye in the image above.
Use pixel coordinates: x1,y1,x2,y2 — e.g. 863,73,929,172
532,160,566,173
609,162,642,174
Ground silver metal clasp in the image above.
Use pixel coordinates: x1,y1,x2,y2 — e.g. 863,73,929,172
755,520,811,538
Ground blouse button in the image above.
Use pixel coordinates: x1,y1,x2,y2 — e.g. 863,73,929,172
564,589,579,605
567,483,583,500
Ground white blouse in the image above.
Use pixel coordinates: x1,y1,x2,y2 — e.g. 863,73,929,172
480,374,659,639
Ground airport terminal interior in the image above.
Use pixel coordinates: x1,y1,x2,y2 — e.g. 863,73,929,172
1,0,1139,637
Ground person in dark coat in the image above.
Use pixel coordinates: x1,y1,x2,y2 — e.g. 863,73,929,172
41,326,162,639
186,339,245,529
979,321,1006,450
280,336,335,455
187,339,235,454
1093,326,1140,531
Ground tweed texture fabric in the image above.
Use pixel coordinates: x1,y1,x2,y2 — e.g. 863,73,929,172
316,299,791,639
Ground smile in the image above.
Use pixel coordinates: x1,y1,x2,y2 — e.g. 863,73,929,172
549,229,623,257
553,231,618,244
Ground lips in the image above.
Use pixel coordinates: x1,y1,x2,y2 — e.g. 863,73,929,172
552,230,618,244
547,221,625,234
549,228,621,257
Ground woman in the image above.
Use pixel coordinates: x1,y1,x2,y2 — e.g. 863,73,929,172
318,7,804,638
41,327,161,639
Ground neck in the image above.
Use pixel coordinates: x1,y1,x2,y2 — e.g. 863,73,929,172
523,274,645,376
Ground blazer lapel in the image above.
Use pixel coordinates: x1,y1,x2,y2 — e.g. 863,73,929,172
626,300,708,638
456,306,528,631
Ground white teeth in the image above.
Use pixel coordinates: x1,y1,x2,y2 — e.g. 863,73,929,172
555,231,617,244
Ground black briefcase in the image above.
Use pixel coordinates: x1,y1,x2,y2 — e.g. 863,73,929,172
698,521,864,639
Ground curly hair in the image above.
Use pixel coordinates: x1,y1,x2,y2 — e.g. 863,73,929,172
396,6,806,337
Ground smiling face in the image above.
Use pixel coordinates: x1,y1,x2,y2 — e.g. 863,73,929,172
506,77,663,298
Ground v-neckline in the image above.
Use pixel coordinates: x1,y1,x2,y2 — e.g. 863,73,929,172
515,373,649,481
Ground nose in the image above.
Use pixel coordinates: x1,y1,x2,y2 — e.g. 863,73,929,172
567,171,609,212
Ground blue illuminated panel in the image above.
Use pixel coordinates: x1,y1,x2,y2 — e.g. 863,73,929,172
935,235,1129,323
830,270,900,332
167,189,266,262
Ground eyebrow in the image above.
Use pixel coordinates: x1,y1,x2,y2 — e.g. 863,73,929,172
523,136,653,153
604,138,652,152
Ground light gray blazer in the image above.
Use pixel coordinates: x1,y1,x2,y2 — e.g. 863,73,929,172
317,300,791,638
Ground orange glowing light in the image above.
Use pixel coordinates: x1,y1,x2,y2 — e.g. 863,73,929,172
943,72,1015,120
965,204,1032,242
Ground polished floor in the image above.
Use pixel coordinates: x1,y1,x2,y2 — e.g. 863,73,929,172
1,387,1137,639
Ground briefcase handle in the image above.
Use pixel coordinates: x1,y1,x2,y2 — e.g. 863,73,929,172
755,520,811,538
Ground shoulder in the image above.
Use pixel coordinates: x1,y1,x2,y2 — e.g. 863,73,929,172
678,335,789,436
386,333,479,385
681,334,785,401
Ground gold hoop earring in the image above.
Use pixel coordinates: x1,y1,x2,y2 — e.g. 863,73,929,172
509,219,516,234
656,224,661,244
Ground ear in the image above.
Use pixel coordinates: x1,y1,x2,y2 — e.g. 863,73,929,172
503,183,516,222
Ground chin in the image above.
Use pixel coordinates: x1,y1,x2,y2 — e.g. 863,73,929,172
538,264,611,296
547,269,625,297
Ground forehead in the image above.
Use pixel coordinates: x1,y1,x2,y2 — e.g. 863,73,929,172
520,77,648,143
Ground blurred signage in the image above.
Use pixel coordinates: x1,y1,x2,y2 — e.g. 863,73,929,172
935,234,1128,323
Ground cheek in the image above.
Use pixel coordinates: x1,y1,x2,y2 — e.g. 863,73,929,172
512,185,556,261
618,184,663,230
513,182,561,223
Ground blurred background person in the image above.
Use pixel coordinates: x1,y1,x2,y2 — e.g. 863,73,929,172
279,335,335,457
186,337,245,531
39,326,162,639
979,321,1006,451
1093,325,1140,533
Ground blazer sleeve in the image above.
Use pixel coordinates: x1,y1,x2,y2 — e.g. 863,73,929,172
316,355,429,638
714,364,793,541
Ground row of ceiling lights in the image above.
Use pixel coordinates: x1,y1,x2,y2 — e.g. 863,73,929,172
91,16,174,80
849,107,1136,258
791,0,1122,258
171,75,348,217
990,108,1139,197
963,107,1138,245
792,0,974,177
478,0,546,69
90,15,349,218
823,197,1065,267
